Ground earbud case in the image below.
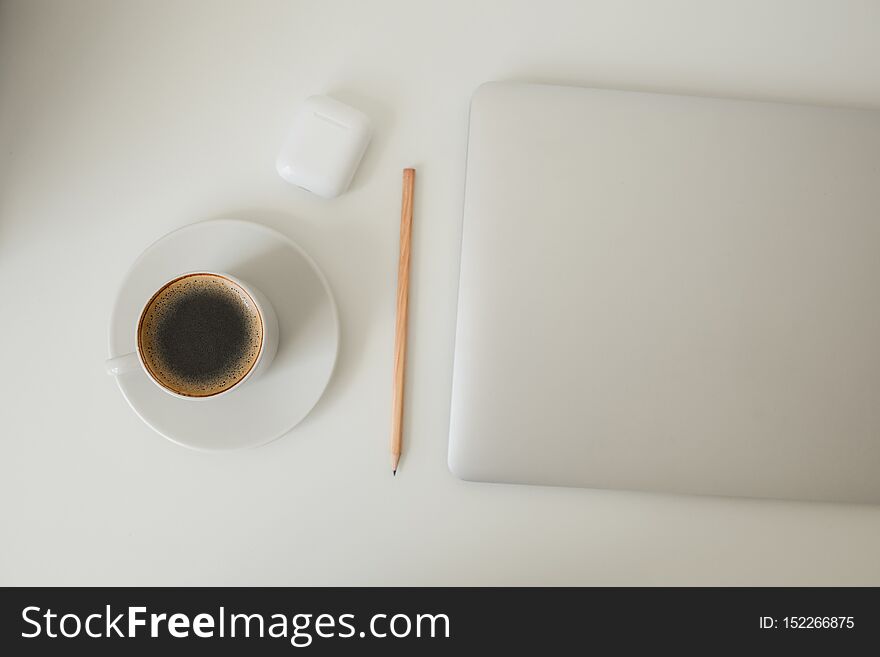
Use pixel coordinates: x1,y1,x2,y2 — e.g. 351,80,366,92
276,95,372,199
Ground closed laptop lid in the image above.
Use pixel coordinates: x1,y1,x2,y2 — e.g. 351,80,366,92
449,82,880,502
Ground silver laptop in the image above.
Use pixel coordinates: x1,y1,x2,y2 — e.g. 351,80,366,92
448,82,880,502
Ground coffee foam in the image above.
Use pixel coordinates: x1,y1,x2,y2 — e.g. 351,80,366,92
138,274,263,397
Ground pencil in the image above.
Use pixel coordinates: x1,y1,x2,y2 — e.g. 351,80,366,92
391,168,415,475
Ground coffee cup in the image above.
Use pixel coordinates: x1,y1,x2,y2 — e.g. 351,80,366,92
105,272,279,400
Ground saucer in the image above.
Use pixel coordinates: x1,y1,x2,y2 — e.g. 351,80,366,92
108,219,339,450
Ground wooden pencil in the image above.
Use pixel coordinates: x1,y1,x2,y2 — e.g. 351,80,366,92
390,168,415,475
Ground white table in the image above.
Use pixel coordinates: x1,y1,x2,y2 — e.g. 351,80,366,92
2,0,879,585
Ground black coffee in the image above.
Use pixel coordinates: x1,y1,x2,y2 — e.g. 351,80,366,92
138,274,263,397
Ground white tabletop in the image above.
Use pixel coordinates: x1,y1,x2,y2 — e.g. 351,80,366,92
2,0,879,585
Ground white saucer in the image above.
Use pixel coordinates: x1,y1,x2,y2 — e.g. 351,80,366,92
108,219,339,450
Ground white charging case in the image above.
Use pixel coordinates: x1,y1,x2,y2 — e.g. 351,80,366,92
276,95,372,199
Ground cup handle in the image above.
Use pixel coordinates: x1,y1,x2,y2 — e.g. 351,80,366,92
105,352,139,376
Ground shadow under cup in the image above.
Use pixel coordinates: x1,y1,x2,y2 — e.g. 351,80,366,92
137,273,265,398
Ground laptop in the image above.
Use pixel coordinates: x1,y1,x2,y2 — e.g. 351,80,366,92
448,81,880,502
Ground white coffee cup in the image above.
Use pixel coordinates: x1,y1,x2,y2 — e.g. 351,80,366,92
105,272,279,400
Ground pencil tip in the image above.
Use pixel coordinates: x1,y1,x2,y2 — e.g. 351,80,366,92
393,469,397,476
